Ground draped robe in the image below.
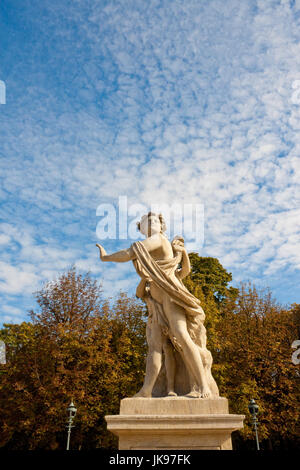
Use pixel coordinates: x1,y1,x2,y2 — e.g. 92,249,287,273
131,241,213,396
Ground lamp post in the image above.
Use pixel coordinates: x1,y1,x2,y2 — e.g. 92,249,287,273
248,398,260,450
66,401,77,451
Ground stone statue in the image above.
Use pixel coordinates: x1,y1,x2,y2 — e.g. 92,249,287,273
96,212,219,399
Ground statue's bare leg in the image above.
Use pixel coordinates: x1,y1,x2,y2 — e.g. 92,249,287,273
163,338,177,396
163,297,211,398
134,319,163,397
185,348,219,397
200,348,219,397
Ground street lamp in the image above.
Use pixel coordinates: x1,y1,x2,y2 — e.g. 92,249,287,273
248,398,260,450
66,401,77,451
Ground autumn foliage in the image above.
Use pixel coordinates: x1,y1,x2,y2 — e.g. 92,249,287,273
0,268,147,450
184,255,300,450
0,261,299,450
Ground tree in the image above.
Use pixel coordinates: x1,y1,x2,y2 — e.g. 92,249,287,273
0,268,147,450
183,253,238,372
1,262,299,450
216,284,300,450
185,254,238,304
183,254,299,449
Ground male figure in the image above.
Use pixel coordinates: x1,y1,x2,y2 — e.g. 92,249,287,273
96,212,218,398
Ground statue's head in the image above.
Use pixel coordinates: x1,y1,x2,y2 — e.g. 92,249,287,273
137,212,167,237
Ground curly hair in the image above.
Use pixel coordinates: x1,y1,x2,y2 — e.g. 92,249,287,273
136,212,167,234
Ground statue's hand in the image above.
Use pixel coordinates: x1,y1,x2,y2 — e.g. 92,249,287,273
96,244,107,261
172,238,185,252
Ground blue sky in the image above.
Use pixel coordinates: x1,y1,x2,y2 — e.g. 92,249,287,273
0,0,300,324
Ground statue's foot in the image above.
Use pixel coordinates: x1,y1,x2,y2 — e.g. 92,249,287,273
167,391,177,397
200,387,212,399
133,389,152,398
185,390,201,398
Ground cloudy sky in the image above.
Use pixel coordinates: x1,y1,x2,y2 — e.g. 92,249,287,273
0,0,300,324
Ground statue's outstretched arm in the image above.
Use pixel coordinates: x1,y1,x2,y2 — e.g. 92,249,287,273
96,244,135,262
96,233,162,263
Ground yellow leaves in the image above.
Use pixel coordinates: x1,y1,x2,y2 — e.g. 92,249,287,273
14,381,25,391
2,265,298,449
214,284,300,445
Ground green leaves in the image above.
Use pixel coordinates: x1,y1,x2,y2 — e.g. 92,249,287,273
187,254,238,303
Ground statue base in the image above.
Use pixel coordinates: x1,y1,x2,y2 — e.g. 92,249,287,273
105,397,244,450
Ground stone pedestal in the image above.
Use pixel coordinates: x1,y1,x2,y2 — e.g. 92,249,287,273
105,397,244,450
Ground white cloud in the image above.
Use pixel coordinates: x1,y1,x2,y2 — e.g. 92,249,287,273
0,262,40,295
1,0,300,324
